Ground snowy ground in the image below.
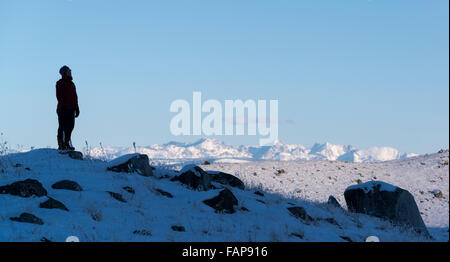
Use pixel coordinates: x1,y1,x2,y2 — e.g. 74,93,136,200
0,149,448,242
199,152,449,229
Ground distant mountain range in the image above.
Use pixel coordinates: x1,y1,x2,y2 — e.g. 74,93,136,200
88,138,417,166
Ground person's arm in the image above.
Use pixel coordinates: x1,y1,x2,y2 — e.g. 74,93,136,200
56,82,62,104
74,83,80,118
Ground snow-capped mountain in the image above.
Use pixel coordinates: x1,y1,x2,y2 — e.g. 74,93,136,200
88,138,417,165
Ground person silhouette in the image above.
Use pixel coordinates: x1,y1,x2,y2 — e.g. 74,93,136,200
56,65,80,150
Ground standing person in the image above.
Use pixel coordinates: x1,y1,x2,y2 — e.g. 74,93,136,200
56,65,80,150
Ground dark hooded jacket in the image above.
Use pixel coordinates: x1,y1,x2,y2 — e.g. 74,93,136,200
56,76,79,110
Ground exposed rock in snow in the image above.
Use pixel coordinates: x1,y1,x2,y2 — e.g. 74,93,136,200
287,206,314,223
107,153,154,177
10,213,44,225
107,191,127,203
39,197,69,211
51,180,83,192
170,165,213,191
327,195,343,209
207,171,245,190
59,151,83,160
0,179,47,198
344,181,430,237
203,188,238,214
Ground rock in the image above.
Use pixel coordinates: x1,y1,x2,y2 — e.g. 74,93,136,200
171,225,186,232
40,237,52,242
203,161,211,165
107,191,127,203
170,165,213,191
107,154,154,177
340,236,352,242
122,186,135,194
327,195,342,209
319,217,340,227
431,190,444,199
207,171,245,190
40,197,69,211
254,191,264,197
155,188,173,198
256,199,266,205
288,206,314,223
59,150,83,160
290,232,304,239
344,181,430,237
0,179,47,197
133,229,152,236
52,180,82,191
10,213,44,225
203,188,238,214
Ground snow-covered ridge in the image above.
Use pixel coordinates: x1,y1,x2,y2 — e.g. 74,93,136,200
88,138,417,165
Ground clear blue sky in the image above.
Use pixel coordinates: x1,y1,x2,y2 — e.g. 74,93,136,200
0,0,448,154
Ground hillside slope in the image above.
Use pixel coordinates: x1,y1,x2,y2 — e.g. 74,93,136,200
0,149,447,242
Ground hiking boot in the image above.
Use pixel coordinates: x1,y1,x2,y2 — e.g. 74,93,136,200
58,138,66,150
63,142,75,151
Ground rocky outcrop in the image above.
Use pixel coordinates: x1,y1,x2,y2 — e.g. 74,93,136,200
10,213,44,225
327,195,343,209
0,179,47,198
122,186,135,194
40,197,69,211
59,151,83,160
288,206,314,223
155,188,173,198
52,180,83,191
171,165,213,191
107,191,127,203
207,171,245,190
107,154,154,177
203,188,238,214
171,225,186,232
344,181,430,237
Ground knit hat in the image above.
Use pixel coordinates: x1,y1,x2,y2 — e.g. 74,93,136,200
59,65,71,76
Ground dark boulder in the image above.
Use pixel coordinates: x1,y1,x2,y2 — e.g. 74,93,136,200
0,179,47,198
203,188,238,214
155,188,173,198
171,225,186,232
340,236,353,242
122,186,135,194
288,206,314,223
10,213,44,225
327,195,343,209
52,180,83,191
40,237,52,242
171,165,212,191
40,197,69,211
344,181,430,237
59,150,83,160
254,191,264,197
207,171,245,190
107,154,154,177
107,191,127,203
133,229,152,236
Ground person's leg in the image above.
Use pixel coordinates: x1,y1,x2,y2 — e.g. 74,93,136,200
63,109,75,150
57,109,65,150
